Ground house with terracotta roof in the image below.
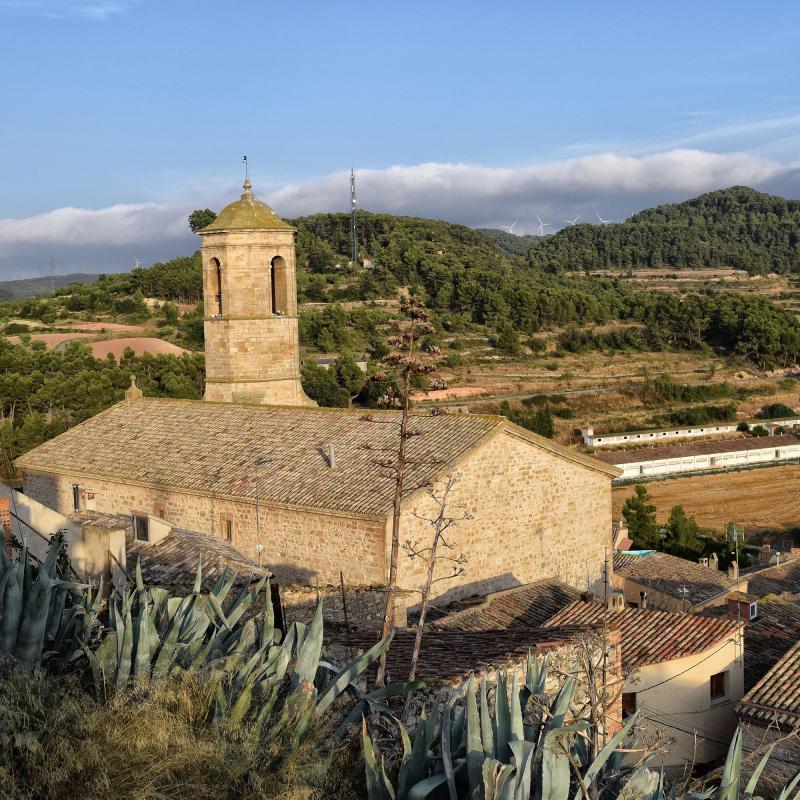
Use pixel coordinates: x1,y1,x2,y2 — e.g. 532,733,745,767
13,177,620,606
544,599,744,768
613,550,747,613
737,640,800,791
745,557,800,598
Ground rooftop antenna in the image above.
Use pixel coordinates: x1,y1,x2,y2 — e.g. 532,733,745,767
678,585,690,612
500,219,518,234
134,258,141,269
350,167,358,264
536,214,551,237
562,215,580,226
49,257,55,295
596,213,613,225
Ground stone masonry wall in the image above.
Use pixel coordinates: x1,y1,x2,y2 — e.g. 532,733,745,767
23,470,386,586
396,429,612,606
22,429,612,602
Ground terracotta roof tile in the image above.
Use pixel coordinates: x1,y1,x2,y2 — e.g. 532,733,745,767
343,627,588,683
704,594,800,691
429,579,581,632
746,559,800,597
738,639,800,725
544,600,740,669
613,551,736,606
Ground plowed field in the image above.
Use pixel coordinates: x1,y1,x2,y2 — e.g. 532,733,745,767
612,464,800,533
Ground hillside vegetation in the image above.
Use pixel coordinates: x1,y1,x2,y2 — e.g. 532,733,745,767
523,186,800,273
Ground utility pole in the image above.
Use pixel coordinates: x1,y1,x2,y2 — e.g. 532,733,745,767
350,167,358,264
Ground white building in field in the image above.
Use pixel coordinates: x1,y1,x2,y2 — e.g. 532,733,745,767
580,418,800,448
595,434,800,481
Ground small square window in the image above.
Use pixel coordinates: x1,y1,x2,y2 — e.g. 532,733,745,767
622,692,637,718
133,515,149,542
710,671,727,702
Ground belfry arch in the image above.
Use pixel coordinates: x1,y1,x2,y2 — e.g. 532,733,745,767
270,255,288,315
208,257,223,315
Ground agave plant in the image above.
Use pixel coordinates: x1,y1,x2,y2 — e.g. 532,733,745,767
363,658,798,800
0,536,86,669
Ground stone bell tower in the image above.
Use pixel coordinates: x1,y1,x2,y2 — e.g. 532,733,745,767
198,178,315,406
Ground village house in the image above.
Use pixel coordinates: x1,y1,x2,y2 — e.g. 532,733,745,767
13,178,620,604
612,550,748,613
544,599,744,769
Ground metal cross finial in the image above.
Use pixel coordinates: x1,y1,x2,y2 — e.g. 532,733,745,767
242,155,249,181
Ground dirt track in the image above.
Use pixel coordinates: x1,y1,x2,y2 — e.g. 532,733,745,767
612,465,800,533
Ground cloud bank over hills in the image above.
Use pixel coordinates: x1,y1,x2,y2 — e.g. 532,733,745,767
2,147,799,278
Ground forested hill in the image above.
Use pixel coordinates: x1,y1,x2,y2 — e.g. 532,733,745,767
523,186,800,273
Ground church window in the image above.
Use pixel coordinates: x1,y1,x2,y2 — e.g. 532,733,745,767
270,256,288,315
220,513,234,543
133,515,149,542
71,483,80,512
209,257,223,315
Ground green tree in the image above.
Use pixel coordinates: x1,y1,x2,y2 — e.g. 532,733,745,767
622,484,660,549
663,504,703,559
334,353,366,407
161,302,179,326
188,209,217,233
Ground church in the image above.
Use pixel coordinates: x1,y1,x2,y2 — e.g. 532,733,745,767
16,179,619,601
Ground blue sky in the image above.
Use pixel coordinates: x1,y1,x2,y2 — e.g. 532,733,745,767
1,0,800,275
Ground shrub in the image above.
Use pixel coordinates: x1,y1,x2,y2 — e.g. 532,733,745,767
756,402,796,419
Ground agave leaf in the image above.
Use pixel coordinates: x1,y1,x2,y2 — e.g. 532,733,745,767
775,769,800,800
14,566,53,668
45,584,68,640
483,759,515,800
479,676,495,760
115,602,134,688
743,743,774,800
495,670,511,762
576,709,642,800
193,556,202,594
293,595,324,688
132,605,152,679
314,633,393,717
366,678,430,701
541,730,570,800
509,740,535,800
510,672,523,743
465,675,484,800
718,727,742,800
0,569,18,654
398,707,432,800
362,718,396,800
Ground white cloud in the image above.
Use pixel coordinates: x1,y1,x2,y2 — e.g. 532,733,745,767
267,148,800,232
0,0,137,18
2,147,799,277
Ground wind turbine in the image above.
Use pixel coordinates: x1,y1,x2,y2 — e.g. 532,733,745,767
500,219,519,234
596,214,613,225
536,215,551,237
562,215,580,226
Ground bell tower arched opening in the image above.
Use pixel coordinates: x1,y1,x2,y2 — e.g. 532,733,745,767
270,255,288,315
208,257,223,315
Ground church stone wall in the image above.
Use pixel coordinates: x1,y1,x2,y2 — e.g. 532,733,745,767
22,470,386,586
21,430,611,600
395,430,611,605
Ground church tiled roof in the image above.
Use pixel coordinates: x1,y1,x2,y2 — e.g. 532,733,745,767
17,398,616,517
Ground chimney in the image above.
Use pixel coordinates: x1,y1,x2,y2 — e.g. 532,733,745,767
580,590,592,603
709,552,719,571
0,499,11,558
124,374,143,401
728,561,739,581
608,591,625,611
639,590,648,610
327,443,336,469
699,557,709,568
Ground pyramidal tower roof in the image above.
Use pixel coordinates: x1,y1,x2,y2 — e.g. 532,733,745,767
200,178,292,232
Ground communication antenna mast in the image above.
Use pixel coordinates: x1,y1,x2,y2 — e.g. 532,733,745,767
350,167,358,264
